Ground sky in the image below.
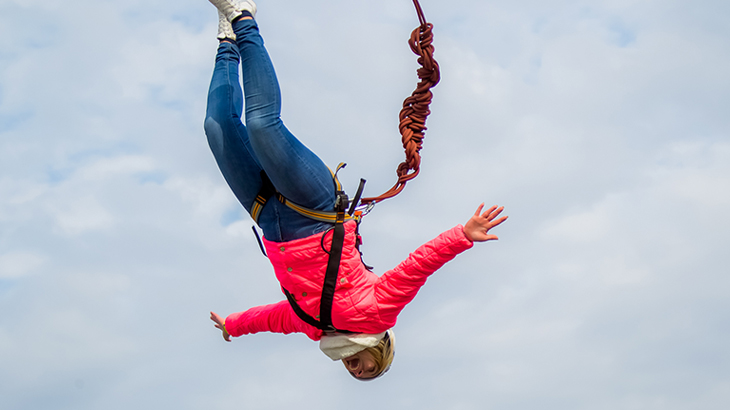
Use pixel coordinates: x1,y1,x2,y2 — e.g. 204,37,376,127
1,0,729,409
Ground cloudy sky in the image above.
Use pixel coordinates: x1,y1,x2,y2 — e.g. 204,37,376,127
1,0,729,408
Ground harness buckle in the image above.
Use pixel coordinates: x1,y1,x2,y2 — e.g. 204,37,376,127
334,192,349,213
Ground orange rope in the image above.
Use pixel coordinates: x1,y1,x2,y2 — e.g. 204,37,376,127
361,0,440,205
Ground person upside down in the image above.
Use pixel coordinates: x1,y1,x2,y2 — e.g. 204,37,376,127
204,0,508,381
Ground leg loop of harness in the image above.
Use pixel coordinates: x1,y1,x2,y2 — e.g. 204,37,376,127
251,171,276,223
251,163,357,225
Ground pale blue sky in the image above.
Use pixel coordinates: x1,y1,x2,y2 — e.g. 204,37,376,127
1,0,729,409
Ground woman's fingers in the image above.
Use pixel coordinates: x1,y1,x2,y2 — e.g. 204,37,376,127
210,311,224,326
480,205,497,218
474,203,485,217
211,312,231,342
475,204,506,223
491,215,508,227
483,206,503,220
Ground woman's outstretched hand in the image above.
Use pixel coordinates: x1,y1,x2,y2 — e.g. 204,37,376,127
210,311,231,342
463,203,508,242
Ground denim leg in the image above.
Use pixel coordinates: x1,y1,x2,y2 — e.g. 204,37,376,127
233,19,336,214
205,26,334,242
204,41,264,215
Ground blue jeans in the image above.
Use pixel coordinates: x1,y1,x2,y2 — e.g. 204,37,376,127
204,19,334,242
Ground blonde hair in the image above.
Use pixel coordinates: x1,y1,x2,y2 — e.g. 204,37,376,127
358,330,395,381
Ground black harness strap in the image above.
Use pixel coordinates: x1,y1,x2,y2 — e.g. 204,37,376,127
282,287,334,330
252,226,267,257
319,193,348,332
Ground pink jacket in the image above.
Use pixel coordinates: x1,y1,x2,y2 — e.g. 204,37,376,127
225,221,473,341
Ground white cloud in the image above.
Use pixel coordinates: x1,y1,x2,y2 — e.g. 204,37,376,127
49,194,116,235
652,141,730,210
75,155,156,182
540,195,619,243
0,252,45,279
164,176,236,218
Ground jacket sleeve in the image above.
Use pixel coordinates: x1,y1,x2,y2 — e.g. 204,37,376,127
224,300,323,341
374,225,473,325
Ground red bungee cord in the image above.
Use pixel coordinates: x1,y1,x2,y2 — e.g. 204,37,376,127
360,0,440,205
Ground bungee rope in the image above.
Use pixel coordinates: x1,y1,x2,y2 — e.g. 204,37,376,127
360,0,440,206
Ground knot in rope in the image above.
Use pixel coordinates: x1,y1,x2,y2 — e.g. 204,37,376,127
361,0,440,205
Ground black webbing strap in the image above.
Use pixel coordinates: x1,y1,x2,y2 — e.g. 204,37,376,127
319,194,347,332
282,287,332,330
252,226,267,257
348,178,366,216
